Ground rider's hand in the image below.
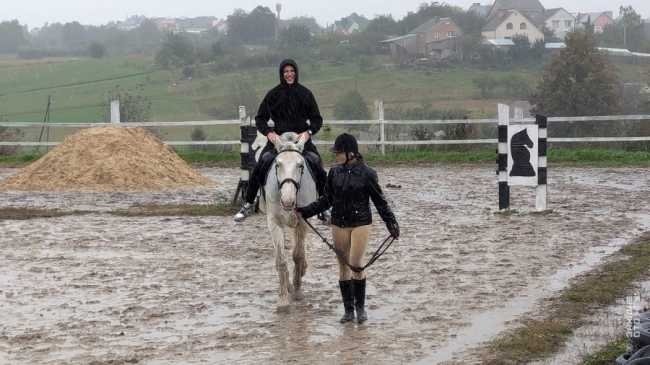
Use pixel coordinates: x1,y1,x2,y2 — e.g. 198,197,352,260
267,132,276,143
294,208,303,218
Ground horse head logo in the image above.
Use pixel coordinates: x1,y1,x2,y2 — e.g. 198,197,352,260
509,128,536,177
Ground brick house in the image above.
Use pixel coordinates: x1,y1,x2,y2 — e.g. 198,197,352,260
576,12,614,33
379,17,462,59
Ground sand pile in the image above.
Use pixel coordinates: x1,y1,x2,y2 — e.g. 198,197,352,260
0,126,212,191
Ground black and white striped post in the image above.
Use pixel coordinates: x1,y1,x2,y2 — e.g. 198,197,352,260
497,103,510,210
233,106,258,205
536,114,548,211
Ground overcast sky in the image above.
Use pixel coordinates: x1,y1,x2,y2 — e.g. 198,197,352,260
2,0,648,29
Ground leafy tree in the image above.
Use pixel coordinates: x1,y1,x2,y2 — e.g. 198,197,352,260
366,14,401,36
280,24,312,48
99,85,151,123
88,42,106,58
541,24,561,42
229,78,259,118
333,91,371,121
582,16,594,35
62,21,86,45
398,3,466,34
212,41,224,57
510,34,532,61
0,20,28,54
98,85,166,139
226,6,276,45
531,38,546,59
530,31,620,117
154,32,194,69
350,30,386,55
639,86,650,113
618,5,645,50
280,16,322,33
472,75,498,98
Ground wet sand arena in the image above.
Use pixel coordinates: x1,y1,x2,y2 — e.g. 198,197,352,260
1,165,649,364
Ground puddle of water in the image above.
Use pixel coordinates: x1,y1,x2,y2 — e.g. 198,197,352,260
0,274,13,285
145,351,243,365
415,240,628,364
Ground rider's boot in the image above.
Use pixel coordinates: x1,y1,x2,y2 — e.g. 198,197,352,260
339,280,355,323
352,278,368,324
234,202,253,222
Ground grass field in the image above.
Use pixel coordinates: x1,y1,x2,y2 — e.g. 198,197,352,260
2,54,648,146
0,55,538,124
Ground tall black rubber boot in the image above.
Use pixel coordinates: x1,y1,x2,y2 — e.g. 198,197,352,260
352,278,368,324
338,280,355,323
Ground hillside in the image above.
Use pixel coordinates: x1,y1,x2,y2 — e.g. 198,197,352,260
0,54,647,127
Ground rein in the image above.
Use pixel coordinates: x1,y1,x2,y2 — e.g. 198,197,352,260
302,217,395,273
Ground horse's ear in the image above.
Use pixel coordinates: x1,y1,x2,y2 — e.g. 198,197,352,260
295,133,306,151
273,134,284,151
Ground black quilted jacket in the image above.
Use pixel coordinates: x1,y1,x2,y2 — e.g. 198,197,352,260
299,159,397,228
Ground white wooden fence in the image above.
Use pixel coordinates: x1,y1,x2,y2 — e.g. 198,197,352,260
1,100,650,154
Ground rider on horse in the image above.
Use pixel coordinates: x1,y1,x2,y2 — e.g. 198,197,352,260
234,59,328,222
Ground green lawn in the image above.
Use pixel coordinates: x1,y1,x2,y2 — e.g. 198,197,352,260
1,54,647,128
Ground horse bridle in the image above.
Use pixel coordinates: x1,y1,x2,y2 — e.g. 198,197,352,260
276,149,305,192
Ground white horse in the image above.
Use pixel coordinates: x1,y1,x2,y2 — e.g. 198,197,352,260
258,132,318,314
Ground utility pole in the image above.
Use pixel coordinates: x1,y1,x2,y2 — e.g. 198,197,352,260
36,96,51,153
623,21,642,48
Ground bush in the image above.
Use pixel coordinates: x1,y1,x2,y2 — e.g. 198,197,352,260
333,90,372,131
0,113,24,155
89,42,106,59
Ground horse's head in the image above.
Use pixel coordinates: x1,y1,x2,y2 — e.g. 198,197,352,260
273,133,307,210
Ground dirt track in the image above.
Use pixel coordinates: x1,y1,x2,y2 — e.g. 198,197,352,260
1,165,649,364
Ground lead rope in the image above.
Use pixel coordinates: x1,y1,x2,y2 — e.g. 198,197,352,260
302,217,395,273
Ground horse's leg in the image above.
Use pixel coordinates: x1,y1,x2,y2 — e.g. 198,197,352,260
269,217,291,314
291,221,308,301
285,265,293,294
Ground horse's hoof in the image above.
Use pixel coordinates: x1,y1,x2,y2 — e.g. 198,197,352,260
277,305,292,314
287,284,294,294
291,291,305,301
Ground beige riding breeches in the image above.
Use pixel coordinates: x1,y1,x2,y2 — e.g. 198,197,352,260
331,225,371,281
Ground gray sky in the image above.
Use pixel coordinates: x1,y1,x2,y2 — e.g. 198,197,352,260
1,0,648,29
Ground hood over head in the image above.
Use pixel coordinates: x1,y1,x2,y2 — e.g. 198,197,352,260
279,59,299,85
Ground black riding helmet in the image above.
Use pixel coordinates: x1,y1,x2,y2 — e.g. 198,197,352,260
330,133,360,156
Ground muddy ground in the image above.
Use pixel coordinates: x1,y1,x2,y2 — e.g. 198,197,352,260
1,164,649,365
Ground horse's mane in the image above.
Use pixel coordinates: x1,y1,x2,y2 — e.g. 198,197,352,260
277,132,302,151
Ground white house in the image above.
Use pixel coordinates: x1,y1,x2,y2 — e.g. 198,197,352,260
482,9,545,41
532,8,576,39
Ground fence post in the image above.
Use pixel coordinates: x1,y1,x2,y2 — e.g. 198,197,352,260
374,99,385,155
233,106,250,205
497,103,510,210
110,100,120,123
536,115,548,212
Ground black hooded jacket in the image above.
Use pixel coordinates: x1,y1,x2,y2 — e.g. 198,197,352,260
255,59,323,137
299,159,397,229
